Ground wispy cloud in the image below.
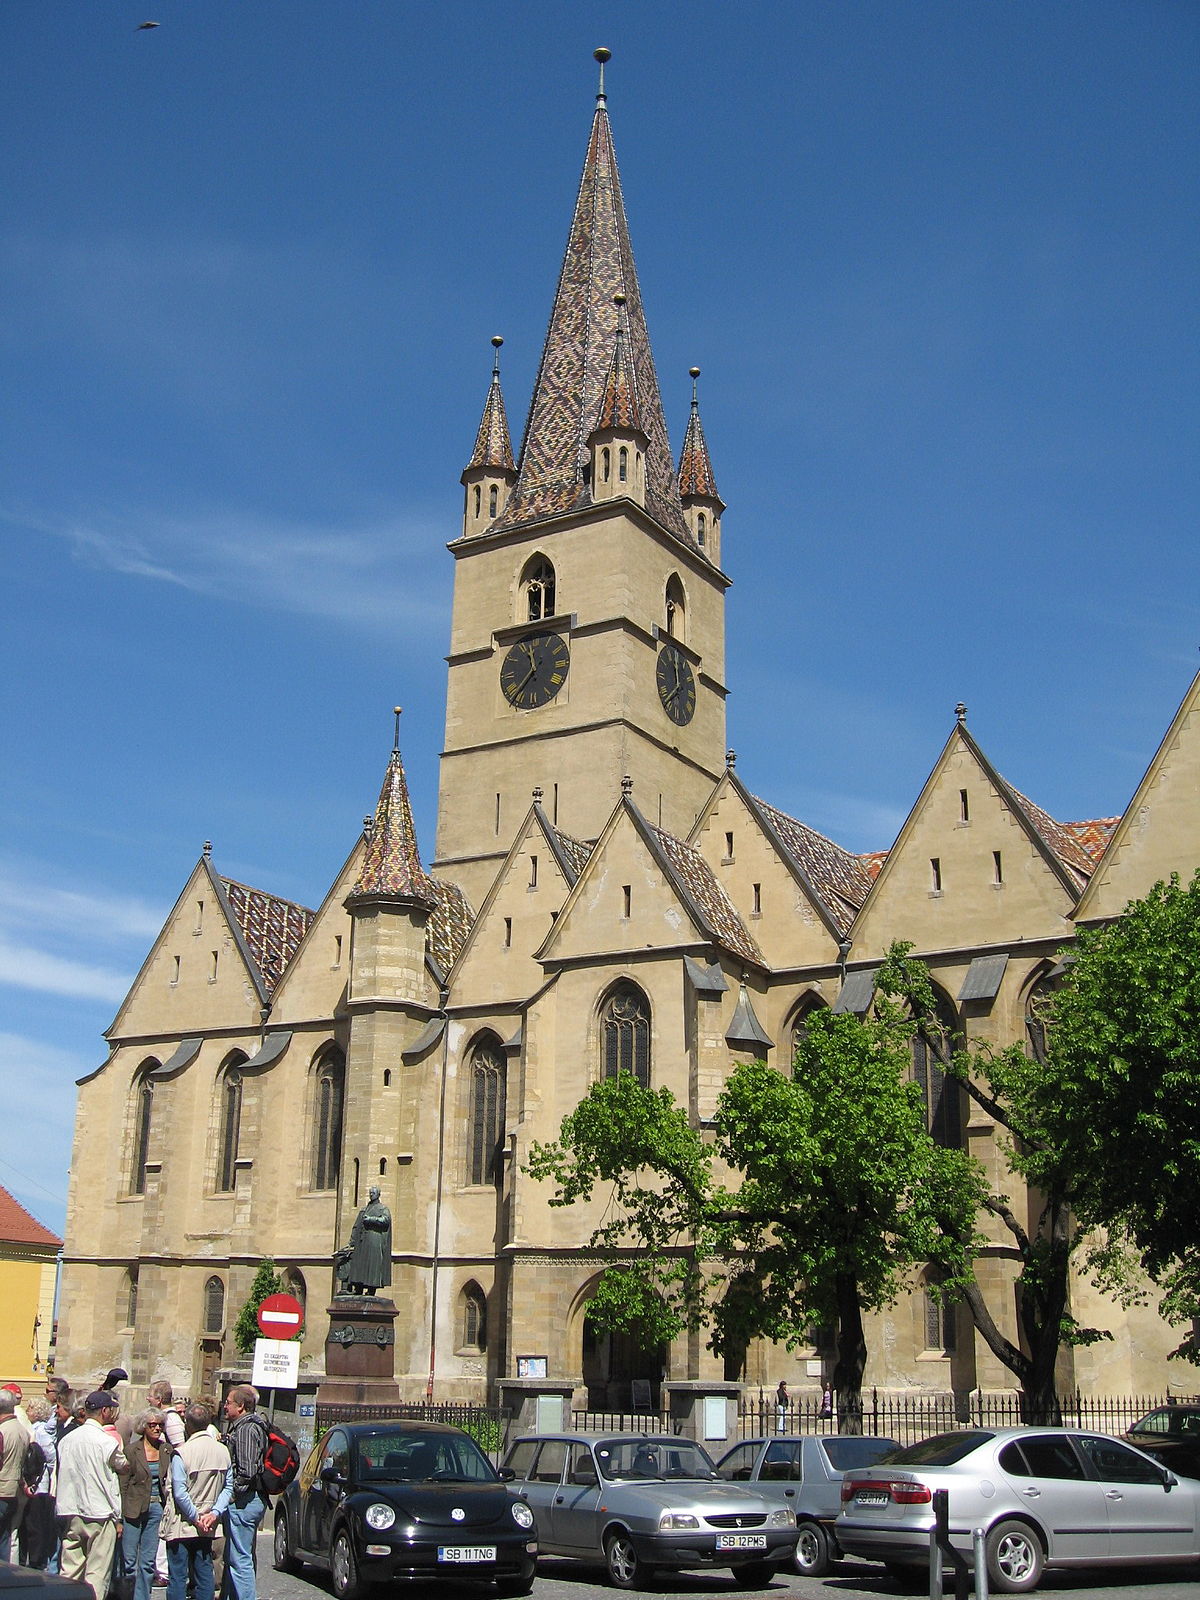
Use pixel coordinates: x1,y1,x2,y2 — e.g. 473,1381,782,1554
0,857,159,1005
0,861,164,945
0,1031,92,1231
0,937,129,1005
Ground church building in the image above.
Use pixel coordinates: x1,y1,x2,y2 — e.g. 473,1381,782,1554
57,58,1200,1409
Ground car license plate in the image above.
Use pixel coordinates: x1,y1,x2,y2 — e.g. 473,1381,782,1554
716,1534,767,1551
854,1491,889,1506
437,1546,495,1563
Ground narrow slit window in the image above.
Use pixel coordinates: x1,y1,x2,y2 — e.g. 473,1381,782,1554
930,858,942,893
622,885,631,918
959,789,969,823
602,447,611,482
697,512,707,546
378,1158,387,1175
382,1069,391,1086
752,883,761,915
209,949,219,982
552,783,559,823
488,485,498,517
333,934,342,966
618,446,628,483
495,793,501,835
529,855,538,889
993,850,1003,885
503,917,512,948
195,900,204,933
473,485,481,517
725,832,734,860
171,954,180,985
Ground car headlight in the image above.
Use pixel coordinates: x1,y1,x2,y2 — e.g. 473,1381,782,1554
658,1512,700,1530
510,1500,535,1529
364,1503,396,1531
768,1508,796,1527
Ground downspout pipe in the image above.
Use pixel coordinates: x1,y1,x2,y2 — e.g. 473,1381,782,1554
426,991,451,1399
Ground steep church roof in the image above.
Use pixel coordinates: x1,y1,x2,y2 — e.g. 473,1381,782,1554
647,823,764,967
750,795,875,934
218,876,315,995
1001,782,1097,890
464,341,516,475
493,69,690,542
1063,817,1119,862
427,878,474,978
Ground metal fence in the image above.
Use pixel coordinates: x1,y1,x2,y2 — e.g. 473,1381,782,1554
571,1409,673,1435
739,1390,1183,1446
313,1400,513,1458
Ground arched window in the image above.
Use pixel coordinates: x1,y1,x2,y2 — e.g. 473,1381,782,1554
461,1282,487,1352
473,485,481,517
789,994,828,1059
489,484,498,518
697,512,707,547
282,1268,307,1319
216,1055,246,1192
602,447,611,483
203,1275,225,1334
468,1037,505,1186
312,1049,345,1191
130,1064,157,1195
124,1267,138,1329
664,575,686,641
923,1273,956,1353
602,982,651,1087
522,556,556,622
1025,966,1064,1065
912,988,962,1147
618,446,628,483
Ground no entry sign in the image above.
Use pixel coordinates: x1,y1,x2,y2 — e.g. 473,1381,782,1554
257,1292,304,1339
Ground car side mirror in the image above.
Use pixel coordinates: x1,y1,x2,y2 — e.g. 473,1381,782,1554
496,1467,516,1482
1164,1470,1178,1492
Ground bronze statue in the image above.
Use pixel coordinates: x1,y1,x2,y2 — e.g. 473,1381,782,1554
335,1186,392,1295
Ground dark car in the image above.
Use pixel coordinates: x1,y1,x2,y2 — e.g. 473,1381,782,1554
0,1567,91,1600
1123,1405,1200,1481
714,1434,898,1576
272,1421,537,1598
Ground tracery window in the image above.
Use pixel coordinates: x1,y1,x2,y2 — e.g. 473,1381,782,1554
923,1273,956,1352
522,556,556,622
203,1275,225,1334
602,982,651,1087
461,1282,487,1351
789,995,827,1059
912,988,962,1148
312,1049,345,1191
217,1060,244,1192
468,1038,505,1186
130,1065,157,1195
1025,967,1063,1065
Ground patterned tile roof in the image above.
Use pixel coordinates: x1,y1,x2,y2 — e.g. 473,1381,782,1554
464,366,516,475
349,747,437,909
595,329,644,432
1064,817,1119,862
677,396,723,505
649,824,764,967
751,796,875,934
548,824,593,885
1003,783,1097,888
427,877,475,977
0,1183,61,1249
220,878,315,995
857,850,888,881
493,99,691,543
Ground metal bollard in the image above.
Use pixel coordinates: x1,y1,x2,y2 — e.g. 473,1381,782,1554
928,1522,943,1600
972,1527,988,1600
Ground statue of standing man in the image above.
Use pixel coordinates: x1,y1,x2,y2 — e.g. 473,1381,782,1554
335,1186,392,1295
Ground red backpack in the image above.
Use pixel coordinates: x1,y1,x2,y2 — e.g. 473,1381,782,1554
259,1423,300,1497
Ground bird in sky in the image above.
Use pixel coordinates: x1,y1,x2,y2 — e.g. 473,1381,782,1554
136,20,160,29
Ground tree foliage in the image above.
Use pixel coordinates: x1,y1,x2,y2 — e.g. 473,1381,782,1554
1033,870,1200,1358
232,1258,285,1356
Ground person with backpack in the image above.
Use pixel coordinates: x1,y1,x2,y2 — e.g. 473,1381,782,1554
162,1405,231,1600
0,1385,32,1561
220,1388,268,1600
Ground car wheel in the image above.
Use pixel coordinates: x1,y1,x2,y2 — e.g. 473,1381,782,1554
985,1520,1044,1594
330,1528,362,1600
272,1509,300,1573
731,1559,776,1587
793,1520,830,1577
604,1530,651,1590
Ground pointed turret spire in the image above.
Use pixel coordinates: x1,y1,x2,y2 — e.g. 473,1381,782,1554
494,50,689,541
677,366,725,559
347,710,437,910
461,337,517,535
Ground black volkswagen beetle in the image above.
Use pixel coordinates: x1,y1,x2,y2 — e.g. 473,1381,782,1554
272,1421,538,1597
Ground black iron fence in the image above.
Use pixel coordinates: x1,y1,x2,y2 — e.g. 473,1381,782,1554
571,1409,672,1435
740,1389,1184,1446
314,1400,512,1459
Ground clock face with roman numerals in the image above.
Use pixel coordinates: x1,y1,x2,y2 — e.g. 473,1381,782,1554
500,631,570,709
656,643,696,725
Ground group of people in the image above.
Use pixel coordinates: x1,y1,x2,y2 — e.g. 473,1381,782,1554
0,1374,272,1600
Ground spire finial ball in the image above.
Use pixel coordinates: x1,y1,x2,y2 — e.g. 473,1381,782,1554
393,706,402,717
613,291,627,306
689,366,701,379
593,47,611,64
491,336,504,349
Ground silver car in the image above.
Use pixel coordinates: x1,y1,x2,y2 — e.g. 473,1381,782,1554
501,1432,797,1588
836,1427,1200,1592
714,1434,898,1576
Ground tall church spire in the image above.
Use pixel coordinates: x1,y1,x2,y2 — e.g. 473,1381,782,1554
495,50,689,541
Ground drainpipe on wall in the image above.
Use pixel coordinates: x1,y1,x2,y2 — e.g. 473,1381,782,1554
426,990,451,1400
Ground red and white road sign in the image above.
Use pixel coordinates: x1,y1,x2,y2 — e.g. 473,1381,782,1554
256,1292,304,1338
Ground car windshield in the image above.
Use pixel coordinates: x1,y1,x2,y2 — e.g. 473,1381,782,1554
822,1438,899,1471
356,1430,497,1484
1130,1408,1200,1440
595,1438,718,1481
885,1432,995,1467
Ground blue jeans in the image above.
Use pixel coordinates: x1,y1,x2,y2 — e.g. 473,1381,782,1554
167,1539,214,1600
121,1498,163,1600
222,1492,265,1600
0,1496,18,1563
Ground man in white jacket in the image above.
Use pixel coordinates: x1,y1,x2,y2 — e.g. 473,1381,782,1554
56,1390,129,1600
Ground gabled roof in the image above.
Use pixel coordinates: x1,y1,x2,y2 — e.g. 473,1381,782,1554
1002,783,1096,889
463,351,516,477
427,877,474,979
0,1184,60,1249
543,815,594,885
644,818,764,968
219,877,314,996
750,794,875,935
1063,818,1119,863
493,84,689,542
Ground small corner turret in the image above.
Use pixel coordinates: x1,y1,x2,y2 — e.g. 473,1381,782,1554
461,336,517,537
678,367,725,564
588,293,649,509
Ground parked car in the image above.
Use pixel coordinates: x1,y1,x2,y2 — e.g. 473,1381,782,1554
1122,1404,1200,1481
0,1568,91,1600
271,1421,538,1597
501,1432,797,1588
836,1427,1200,1592
714,1434,898,1576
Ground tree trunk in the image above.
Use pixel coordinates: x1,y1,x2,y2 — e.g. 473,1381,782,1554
830,1274,867,1435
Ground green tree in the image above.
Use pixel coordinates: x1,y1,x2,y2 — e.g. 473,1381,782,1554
529,952,984,1432
232,1259,285,1356
1032,870,1200,1359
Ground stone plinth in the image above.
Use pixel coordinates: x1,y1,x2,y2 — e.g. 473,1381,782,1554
663,1381,741,1449
315,1295,401,1408
496,1377,578,1436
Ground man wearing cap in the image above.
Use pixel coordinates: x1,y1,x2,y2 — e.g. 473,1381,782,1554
55,1390,129,1600
220,1387,268,1600
0,1386,32,1561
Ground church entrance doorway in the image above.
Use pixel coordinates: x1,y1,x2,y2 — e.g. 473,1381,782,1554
582,1310,664,1412
196,1338,223,1401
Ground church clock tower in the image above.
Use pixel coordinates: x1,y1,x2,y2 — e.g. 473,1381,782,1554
432,52,729,908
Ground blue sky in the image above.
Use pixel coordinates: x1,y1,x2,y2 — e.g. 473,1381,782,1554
2,3,1197,1238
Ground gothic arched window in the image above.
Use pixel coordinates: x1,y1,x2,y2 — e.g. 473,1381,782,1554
522,556,556,622
664,574,686,641
216,1055,246,1192
618,446,629,483
788,994,828,1060
912,988,962,1148
696,512,707,546
468,1038,505,1186
312,1049,345,1192
602,982,651,1087
1025,966,1064,1065
461,1282,487,1351
130,1064,158,1195
489,484,498,517
203,1275,225,1334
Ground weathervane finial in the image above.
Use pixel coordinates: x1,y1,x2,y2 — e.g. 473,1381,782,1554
689,366,701,409
393,705,402,751
594,46,611,103
491,335,503,378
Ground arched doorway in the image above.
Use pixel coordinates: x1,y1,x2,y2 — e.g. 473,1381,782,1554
581,1307,666,1412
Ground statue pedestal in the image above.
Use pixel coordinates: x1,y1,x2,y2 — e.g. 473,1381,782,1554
315,1295,401,1408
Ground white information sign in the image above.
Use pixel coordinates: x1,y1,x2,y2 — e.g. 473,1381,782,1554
251,1337,300,1391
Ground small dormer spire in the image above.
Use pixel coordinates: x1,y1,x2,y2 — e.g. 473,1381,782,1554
678,365,726,563
461,337,517,537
